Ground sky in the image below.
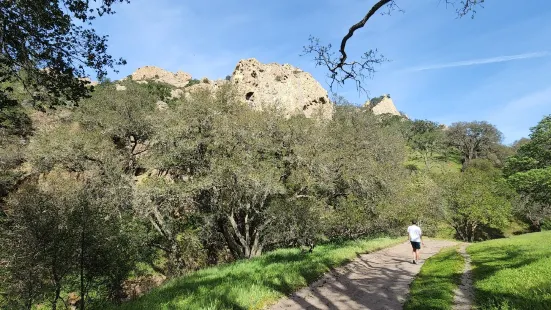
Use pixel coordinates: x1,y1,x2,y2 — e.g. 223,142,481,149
92,0,551,144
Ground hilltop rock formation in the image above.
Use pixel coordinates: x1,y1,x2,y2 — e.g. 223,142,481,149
364,94,400,116
123,60,334,119
231,58,333,119
131,66,191,88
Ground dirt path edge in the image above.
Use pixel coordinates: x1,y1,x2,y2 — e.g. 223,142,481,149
453,243,475,310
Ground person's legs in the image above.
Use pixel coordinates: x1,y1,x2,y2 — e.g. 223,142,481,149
410,242,421,263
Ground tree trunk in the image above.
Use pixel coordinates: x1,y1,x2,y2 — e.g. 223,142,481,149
51,286,60,310
80,204,86,310
250,230,263,257
220,219,245,259
529,219,542,232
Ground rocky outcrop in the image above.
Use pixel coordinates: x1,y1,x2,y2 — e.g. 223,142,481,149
131,66,191,88
365,94,400,116
231,58,333,119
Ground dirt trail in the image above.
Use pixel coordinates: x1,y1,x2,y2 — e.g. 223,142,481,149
453,243,474,310
269,239,457,310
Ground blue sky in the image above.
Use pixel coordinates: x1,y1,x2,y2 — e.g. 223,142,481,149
92,0,551,144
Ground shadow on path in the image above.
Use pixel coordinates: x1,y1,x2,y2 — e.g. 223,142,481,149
270,240,457,310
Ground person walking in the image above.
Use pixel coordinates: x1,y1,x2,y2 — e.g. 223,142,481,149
407,220,425,264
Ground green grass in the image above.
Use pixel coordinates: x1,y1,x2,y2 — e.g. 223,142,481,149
405,151,462,175
404,246,464,310
468,231,551,310
106,237,401,310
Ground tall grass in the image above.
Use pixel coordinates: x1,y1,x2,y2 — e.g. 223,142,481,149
105,237,401,310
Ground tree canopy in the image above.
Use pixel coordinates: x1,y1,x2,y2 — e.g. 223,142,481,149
0,0,129,107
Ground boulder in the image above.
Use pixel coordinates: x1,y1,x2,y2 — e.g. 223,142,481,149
131,66,191,88
170,89,184,99
115,84,127,91
156,100,169,111
231,58,333,119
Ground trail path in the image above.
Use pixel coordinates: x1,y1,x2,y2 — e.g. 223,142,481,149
269,239,456,310
452,243,474,310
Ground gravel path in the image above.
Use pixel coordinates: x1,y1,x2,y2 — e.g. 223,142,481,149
269,239,457,310
453,243,475,310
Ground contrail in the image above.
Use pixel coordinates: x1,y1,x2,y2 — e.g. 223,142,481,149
406,51,549,72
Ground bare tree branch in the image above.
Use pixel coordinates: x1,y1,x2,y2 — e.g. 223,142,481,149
303,0,485,95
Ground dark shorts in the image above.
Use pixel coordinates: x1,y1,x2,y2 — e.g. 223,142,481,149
411,241,421,250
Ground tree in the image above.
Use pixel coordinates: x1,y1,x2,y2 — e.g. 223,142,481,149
0,0,129,106
505,115,551,231
75,81,161,174
303,0,486,92
313,105,408,239
407,120,446,170
1,116,142,309
438,160,514,242
378,173,445,236
446,121,503,170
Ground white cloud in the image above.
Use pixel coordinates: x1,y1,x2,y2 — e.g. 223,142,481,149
404,51,549,72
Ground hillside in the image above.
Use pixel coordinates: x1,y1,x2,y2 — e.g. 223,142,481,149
1,58,546,309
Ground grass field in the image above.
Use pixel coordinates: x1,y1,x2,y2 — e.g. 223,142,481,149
403,246,464,310
468,231,551,310
105,237,401,310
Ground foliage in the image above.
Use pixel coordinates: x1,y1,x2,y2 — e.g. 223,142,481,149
438,160,515,242
0,0,128,106
0,79,535,308
468,231,551,310
1,172,141,309
379,173,445,236
318,105,408,239
74,81,160,174
138,88,408,271
407,120,446,170
404,246,464,310
105,237,401,310
186,79,201,87
505,115,551,231
446,121,503,170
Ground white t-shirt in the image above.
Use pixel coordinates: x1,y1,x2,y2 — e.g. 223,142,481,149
407,225,422,242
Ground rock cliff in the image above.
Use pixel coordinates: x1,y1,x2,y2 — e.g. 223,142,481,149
231,58,333,119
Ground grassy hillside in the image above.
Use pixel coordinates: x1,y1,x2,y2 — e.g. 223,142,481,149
404,246,464,310
104,237,401,310
405,151,462,174
468,231,551,310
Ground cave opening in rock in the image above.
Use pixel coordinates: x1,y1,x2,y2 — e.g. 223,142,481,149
246,92,254,100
